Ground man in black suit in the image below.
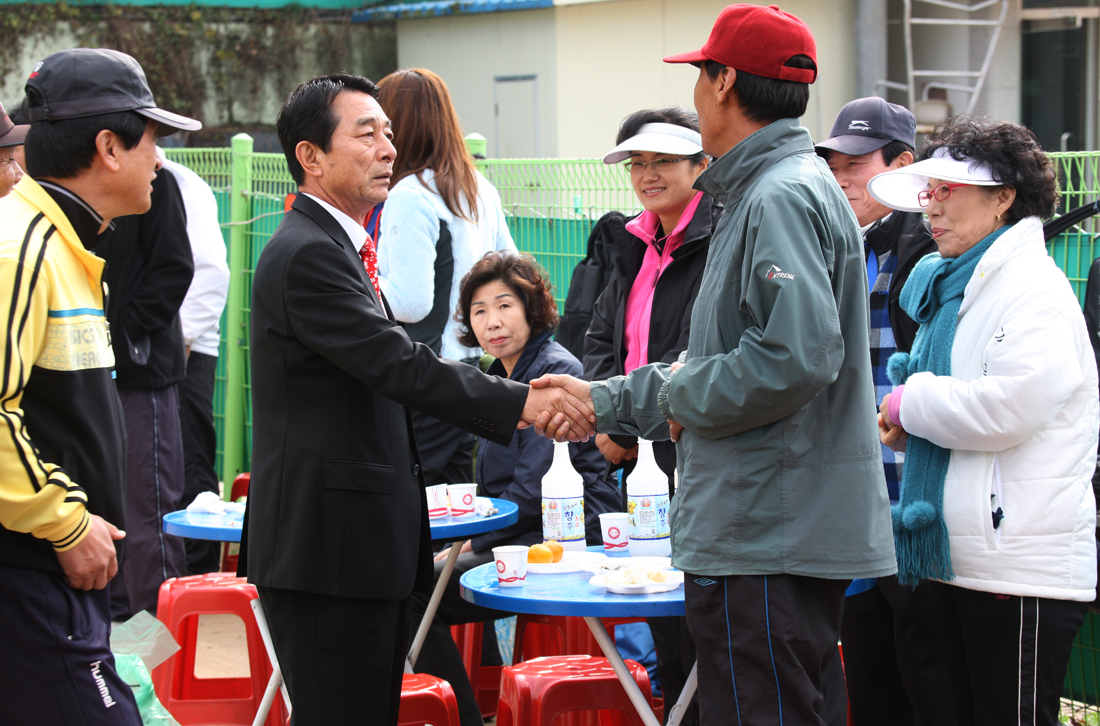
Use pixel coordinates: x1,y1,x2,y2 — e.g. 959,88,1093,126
243,73,595,725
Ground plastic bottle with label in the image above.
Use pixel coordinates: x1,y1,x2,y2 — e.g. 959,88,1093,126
627,439,671,557
541,441,586,551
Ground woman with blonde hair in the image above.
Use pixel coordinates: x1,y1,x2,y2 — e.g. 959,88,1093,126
376,68,516,486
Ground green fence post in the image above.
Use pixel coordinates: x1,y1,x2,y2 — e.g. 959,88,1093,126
222,133,253,492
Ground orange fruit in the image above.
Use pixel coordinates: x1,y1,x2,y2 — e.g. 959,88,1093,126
544,540,564,563
527,544,553,564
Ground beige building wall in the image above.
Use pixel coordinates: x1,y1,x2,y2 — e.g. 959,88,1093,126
552,0,860,158
396,9,559,157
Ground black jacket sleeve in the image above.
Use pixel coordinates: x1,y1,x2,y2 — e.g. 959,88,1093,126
119,170,194,341
282,235,528,442
582,280,624,381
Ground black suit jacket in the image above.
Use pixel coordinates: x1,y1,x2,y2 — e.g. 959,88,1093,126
242,194,528,600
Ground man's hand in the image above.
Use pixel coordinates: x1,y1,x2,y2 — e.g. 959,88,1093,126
596,434,637,464
521,374,596,442
55,515,126,591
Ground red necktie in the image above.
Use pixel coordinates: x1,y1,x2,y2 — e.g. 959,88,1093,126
359,234,383,301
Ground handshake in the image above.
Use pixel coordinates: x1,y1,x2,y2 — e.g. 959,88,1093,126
519,374,596,442
518,361,686,443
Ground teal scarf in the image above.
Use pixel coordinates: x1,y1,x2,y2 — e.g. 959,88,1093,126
886,224,1009,588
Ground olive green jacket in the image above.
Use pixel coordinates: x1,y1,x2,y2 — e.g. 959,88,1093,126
591,119,897,579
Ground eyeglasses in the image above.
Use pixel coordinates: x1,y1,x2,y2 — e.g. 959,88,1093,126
917,182,971,207
624,157,692,173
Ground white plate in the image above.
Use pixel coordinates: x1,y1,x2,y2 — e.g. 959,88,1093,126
589,570,684,595
591,556,671,573
526,550,607,574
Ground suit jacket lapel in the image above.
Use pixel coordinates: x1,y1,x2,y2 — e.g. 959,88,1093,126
290,193,384,311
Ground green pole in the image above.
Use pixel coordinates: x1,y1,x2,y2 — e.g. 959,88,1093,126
221,133,252,494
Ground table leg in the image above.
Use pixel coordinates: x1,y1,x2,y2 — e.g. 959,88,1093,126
582,616,661,726
407,539,466,670
250,598,292,725
665,661,697,726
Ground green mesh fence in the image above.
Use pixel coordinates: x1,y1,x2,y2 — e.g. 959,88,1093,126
478,159,639,307
1049,152,1100,308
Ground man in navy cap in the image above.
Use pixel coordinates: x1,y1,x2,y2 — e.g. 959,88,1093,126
815,98,950,726
0,48,199,726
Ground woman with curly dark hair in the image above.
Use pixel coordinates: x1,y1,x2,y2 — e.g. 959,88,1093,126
867,115,1098,726
408,250,620,726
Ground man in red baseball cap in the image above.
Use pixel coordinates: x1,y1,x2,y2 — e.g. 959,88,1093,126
530,6,896,725
654,6,895,724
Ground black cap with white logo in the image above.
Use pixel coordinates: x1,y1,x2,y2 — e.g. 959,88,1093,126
815,97,915,157
24,48,201,137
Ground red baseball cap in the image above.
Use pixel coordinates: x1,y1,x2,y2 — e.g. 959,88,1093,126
664,4,817,84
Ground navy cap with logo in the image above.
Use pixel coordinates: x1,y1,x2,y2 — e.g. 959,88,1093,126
24,48,201,137
814,97,915,158
0,102,28,148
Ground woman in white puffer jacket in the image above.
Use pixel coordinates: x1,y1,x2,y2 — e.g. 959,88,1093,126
868,114,1098,726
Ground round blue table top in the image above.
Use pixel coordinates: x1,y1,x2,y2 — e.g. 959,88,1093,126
428,499,518,539
460,553,686,618
164,509,244,542
163,497,519,543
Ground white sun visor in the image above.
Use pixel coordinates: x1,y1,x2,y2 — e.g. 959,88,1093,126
867,147,1001,213
602,123,704,165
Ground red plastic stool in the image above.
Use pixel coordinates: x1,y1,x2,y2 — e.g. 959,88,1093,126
398,673,460,726
152,573,287,725
450,622,501,718
496,654,656,726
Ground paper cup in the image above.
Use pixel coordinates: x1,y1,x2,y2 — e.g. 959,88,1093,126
492,545,529,587
426,483,450,519
448,483,477,517
600,512,630,554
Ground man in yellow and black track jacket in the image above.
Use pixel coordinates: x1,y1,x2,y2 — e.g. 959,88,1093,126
0,48,200,726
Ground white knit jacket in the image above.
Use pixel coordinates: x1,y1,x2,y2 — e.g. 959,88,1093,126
899,216,1099,601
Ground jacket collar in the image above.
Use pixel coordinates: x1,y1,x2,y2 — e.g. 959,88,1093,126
612,195,718,273
487,330,554,382
694,118,814,206
12,176,105,290
961,216,1044,314
290,192,381,309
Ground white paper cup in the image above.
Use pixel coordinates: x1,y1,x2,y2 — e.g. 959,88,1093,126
426,483,450,519
492,545,529,587
448,483,477,517
600,512,630,554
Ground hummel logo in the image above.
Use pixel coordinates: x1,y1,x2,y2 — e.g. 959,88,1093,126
694,577,718,587
848,119,871,131
766,265,796,280
89,661,117,709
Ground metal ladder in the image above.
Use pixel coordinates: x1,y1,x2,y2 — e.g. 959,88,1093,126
878,0,1009,114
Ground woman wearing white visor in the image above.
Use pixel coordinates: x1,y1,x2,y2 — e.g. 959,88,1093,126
581,108,722,726
867,114,1098,726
